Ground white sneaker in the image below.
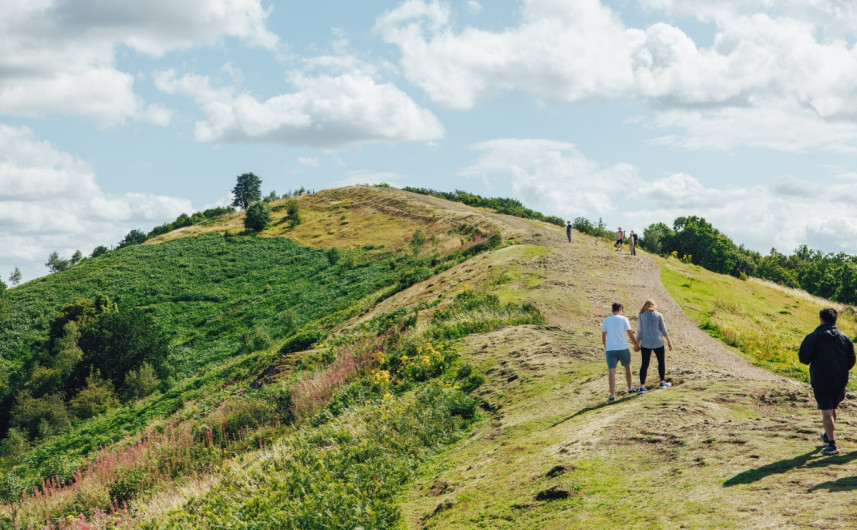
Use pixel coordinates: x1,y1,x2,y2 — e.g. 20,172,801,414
638,386,648,393
660,381,672,389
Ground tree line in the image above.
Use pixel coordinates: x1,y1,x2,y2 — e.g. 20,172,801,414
639,216,857,305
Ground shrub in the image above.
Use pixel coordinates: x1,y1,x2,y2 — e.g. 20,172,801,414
410,230,427,256
76,310,169,391
244,201,272,232
69,373,119,419
122,362,160,402
286,199,301,228
10,391,70,439
107,468,147,505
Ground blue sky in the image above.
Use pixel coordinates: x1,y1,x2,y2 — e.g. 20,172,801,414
4,0,857,283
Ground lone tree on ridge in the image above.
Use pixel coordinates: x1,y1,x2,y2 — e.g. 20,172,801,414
231,173,263,210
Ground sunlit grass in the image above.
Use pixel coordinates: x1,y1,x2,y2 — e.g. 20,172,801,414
660,257,857,388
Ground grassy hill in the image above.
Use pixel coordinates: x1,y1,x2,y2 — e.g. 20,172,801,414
1,185,855,528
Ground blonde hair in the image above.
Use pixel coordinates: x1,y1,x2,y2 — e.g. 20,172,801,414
639,299,656,315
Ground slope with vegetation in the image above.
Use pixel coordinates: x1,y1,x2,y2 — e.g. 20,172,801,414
1,186,856,528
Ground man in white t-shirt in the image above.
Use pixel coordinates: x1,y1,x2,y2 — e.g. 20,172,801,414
601,302,639,402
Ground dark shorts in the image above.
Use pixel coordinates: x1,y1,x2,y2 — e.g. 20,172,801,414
813,387,846,410
605,349,631,369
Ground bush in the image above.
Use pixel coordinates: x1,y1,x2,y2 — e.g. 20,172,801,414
68,373,119,419
107,468,147,505
286,200,301,228
123,362,160,402
10,391,70,439
76,310,169,392
244,201,272,232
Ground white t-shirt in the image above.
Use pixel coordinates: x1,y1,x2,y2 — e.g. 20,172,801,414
602,314,631,351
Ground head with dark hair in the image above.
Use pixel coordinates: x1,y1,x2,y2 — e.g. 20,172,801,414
820,307,838,325
612,302,623,313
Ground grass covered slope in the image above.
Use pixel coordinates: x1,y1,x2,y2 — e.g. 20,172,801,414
3,185,857,528
660,257,857,388
396,231,857,528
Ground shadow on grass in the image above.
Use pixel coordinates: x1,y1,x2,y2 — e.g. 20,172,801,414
810,474,857,492
550,394,637,428
724,450,857,487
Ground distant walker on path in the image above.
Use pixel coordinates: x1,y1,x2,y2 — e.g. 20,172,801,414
629,230,638,255
601,302,639,402
566,220,573,243
635,299,673,392
615,227,625,252
798,307,856,455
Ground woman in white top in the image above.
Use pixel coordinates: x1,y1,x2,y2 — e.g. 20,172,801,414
635,299,673,391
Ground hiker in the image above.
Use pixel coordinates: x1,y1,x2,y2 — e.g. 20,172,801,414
629,230,637,255
601,302,639,402
635,299,673,392
615,227,625,252
798,307,855,455
566,220,573,243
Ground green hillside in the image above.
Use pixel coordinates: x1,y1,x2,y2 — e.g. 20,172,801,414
1,186,856,528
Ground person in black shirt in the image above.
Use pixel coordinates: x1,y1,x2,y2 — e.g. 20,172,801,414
799,307,856,455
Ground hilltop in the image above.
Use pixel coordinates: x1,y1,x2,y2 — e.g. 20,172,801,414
0,186,855,528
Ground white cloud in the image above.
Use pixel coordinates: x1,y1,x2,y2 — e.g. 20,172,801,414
0,123,193,281
378,0,857,152
298,157,320,167
154,59,445,148
467,1,482,14
376,0,641,109
460,138,857,256
0,0,277,125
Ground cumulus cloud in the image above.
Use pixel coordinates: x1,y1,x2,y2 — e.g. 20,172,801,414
0,123,193,281
154,58,445,148
377,0,857,152
0,0,278,125
459,138,857,255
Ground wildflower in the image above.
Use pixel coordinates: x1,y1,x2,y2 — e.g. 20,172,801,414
400,355,409,362
383,392,393,400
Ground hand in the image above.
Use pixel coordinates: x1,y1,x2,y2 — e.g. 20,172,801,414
668,343,673,351
633,345,640,352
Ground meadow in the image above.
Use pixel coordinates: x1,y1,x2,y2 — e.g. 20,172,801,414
659,256,857,389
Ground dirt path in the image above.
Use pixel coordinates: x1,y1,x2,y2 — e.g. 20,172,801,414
542,231,782,384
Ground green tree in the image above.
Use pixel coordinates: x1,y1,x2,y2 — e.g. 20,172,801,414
10,391,71,439
68,372,119,419
8,267,21,286
286,199,301,228
410,229,427,256
231,172,263,210
118,229,147,248
122,363,160,402
91,245,109,258
45,251,71,272
640,222,674,255
75,310,169,391
244,201,272,232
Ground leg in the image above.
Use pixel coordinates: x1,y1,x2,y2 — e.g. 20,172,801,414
655,346,666,382
822,409,836,442
639,348,652,386
624,365,633,391
608,368,616,396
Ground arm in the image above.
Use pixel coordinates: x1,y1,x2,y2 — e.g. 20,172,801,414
659,315,672,351
847,338,856,370
798,333,815,365
627,330,638,351
602,331,607,349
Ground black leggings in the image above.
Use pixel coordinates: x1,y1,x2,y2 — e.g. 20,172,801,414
640,346,665,385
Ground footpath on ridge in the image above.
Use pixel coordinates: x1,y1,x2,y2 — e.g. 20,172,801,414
393,219,855,529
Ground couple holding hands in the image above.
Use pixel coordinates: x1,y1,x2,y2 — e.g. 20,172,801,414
601,300,673,402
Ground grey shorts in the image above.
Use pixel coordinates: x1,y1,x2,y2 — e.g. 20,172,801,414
606,349,631,369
